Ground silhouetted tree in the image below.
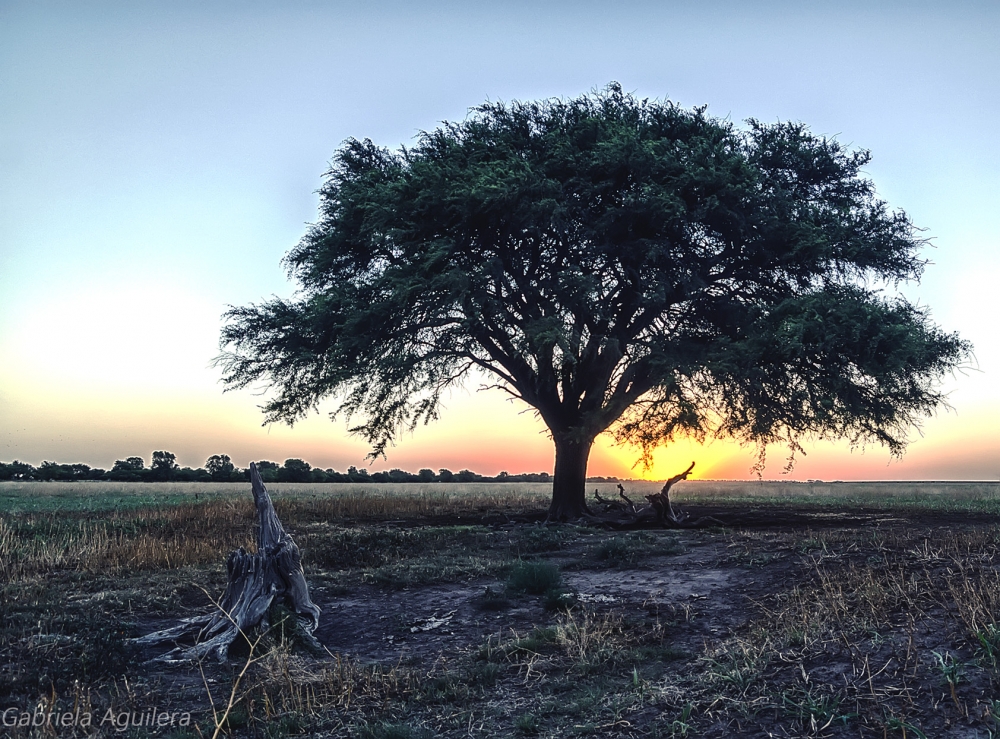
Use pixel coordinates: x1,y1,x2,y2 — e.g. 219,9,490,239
206,454,236,481
110,456,146,481
175,466,212,482
346,465,370,482
151,451,178,481
35,462,92,481
37,462,71,481
278,458,312,482
220,84,969,520
254,460,280,482
0,461,36,480
387,468,411,482
113,457,144,472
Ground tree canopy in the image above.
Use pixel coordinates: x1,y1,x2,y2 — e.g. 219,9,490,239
219,84,969,520
206,454,236,480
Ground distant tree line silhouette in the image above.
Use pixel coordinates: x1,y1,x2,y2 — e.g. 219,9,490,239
0,454,620,483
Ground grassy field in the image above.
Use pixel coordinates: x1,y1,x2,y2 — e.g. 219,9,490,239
4,479,999,513
3,481,1000,737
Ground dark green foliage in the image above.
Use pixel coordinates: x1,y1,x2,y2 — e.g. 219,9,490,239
218,83,968,514
515,712,540,734
150,451,178,481
465,661,501,687
307,526,492,569
304,525,515,588
256,459,281,482
0,461,37,480
510,526,570,554
34,462,91,481
116,456,145,471
594,532,682,566
279,458,312,482
507,561,561,595
974,623,1000,669
109,456,146,481
504,626,560,655
205,453,236,480
346,465,370,482
0,457,558,484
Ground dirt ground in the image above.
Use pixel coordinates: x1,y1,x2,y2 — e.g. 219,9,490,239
112,503,1000,738
305,506,994,666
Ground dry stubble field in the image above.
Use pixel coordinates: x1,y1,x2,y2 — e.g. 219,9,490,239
3,480,1000,738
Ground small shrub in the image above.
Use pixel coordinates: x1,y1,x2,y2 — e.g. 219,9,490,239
217,705,251,731
544,590,578,611
515,712,539,734
594,532,680,566
424,672,466,701
505,627,560,656
781,685,854,728
507,561,560,595
932,650,965,687
669,704,694,738
511,526,568,554
974,623,1000,668
466,661,500,687
596,534,650,566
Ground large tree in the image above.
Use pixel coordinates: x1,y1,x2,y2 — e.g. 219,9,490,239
219,84,968,520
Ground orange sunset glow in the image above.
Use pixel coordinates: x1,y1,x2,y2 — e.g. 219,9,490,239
1,3,997,482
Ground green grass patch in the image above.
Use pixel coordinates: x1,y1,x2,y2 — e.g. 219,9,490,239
593,531,683,566
506,561,561,595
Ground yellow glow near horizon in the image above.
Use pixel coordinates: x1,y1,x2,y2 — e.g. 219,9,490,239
593,434,741,481
2,278,997,480
3,333,999,480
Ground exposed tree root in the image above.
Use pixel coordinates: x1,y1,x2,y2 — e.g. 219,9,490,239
133,463,321,662
590,462,723,529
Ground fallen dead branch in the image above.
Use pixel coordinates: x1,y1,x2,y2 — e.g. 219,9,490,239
591,462,722,529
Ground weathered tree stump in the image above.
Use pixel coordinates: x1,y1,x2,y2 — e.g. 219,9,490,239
135,462,321,662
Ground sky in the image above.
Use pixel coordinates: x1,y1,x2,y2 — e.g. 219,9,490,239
1,0,998,480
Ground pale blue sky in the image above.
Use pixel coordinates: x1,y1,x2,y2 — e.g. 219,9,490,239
1,1,997,478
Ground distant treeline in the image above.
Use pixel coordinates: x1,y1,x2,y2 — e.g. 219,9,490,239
0,453,620,484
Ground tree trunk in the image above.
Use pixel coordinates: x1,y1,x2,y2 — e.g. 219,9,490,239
134,462,321,662
547,436,594,521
